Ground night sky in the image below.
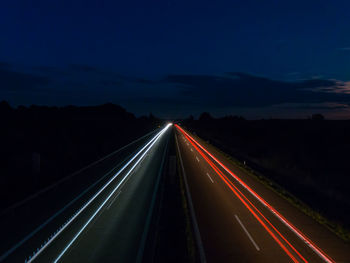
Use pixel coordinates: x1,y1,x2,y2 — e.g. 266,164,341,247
1,0,350,119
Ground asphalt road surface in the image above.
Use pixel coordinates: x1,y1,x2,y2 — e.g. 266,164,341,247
2,123,349,263
175,124,350,263
0,124,171,263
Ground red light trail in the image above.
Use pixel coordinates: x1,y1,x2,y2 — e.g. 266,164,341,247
175,124,335,263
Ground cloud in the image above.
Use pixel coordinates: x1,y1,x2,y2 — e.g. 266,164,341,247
33,64,125,92
0,62,11,69
276,102,349,110
333,81,350,94
0,68,49,91
68,64,99,73
163,72,350,108
304,80,350,95
2,63,350,118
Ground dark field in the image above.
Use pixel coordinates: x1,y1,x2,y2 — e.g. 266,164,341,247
0,102,158,211
184,115,350,232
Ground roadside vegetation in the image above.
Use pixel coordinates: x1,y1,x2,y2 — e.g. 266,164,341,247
184,113,350,242
0,101,158,210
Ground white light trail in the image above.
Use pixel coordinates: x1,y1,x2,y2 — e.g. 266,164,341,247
27,124,171,262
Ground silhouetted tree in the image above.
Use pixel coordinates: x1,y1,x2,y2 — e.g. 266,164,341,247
187,115,194,122
311,113,325,121
0,100,11,111
199,112,213,122
149,113,156,121
0,103,155,210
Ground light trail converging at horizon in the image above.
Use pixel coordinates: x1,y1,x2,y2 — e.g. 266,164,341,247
175,124,335,263
26,123,172,263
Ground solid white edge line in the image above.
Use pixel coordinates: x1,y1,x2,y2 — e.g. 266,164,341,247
175,135,207,263
234,214,260,251
27,125,170,263
179,127,334,263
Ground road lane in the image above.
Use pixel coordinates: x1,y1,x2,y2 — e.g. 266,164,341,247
30,124,171,262
0,129,160,263
176,132,291,262
175,125,350,263
181,127,350,262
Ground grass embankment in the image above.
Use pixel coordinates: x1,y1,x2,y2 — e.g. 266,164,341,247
190,132,350,243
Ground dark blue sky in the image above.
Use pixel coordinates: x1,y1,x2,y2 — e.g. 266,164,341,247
1,0,350,118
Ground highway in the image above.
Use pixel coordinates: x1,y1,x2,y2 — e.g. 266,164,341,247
0,124,171,262
1,123,349,263
175,124,350,263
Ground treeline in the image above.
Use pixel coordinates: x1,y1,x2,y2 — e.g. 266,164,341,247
184,113,350,228
0,101,159,209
